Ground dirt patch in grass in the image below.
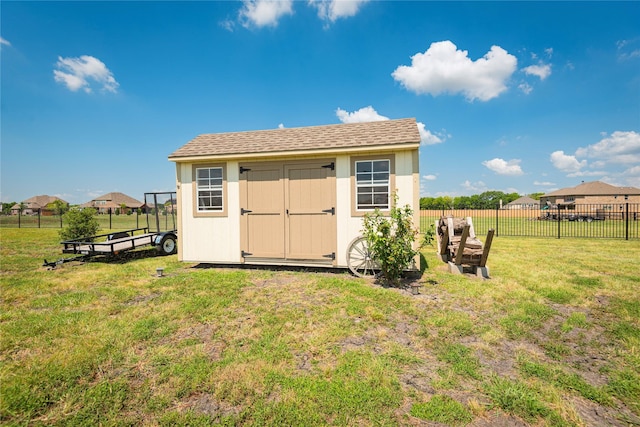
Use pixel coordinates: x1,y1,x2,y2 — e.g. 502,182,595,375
175,392,241,418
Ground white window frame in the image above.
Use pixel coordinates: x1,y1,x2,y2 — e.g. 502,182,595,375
195,166,224,213
355,159,391,211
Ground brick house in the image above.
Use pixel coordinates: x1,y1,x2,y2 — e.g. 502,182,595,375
540,181,640,218
81,192,145,214
10,195,69,216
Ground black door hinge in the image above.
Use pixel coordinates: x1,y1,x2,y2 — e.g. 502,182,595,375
241,250,253,257
321,162,335,171
241,208,253,215
240,166,251,174
322,207,335,215
323,252,336,260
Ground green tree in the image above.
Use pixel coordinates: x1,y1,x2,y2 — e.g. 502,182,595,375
1,202,16,215
362,197,420,285
49,199,68,216
59,208,100,241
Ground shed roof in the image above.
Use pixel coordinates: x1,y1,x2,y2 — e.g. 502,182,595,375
543,181,640,197
169,118,421,160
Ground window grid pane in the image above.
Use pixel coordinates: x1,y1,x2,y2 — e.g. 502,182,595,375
355,160,390,210
196,167,223,211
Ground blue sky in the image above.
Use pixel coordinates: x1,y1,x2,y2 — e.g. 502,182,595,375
2,1,639,205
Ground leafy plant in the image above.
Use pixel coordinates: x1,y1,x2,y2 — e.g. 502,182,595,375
59,207,100,241
362,196,420,285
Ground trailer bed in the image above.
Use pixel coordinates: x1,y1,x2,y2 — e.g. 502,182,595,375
62,231,160,255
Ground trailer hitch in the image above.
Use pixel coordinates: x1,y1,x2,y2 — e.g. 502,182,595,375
43,255,87,269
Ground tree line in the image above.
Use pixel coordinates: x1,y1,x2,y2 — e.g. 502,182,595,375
420,191,544,210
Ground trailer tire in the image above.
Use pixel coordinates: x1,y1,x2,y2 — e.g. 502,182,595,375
157,234,177,255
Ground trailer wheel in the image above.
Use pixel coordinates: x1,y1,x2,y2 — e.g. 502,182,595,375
158,234,177,255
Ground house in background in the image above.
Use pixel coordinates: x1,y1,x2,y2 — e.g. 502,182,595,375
168,118,420,269
10,195,68,215
541,181,640,218
81,192,145,214
541,181,640,206
503,196,540,210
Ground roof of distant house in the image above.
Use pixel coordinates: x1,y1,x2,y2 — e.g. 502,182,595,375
505,196,540,206
169,118,421,160
11,195,67,210
543,181,640,197
81,192,144,208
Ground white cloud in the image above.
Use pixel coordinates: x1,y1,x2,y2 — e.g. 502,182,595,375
550,150,587,173
518,82,533,95
309,0,370,23
53,55,119,94
422,174,437,181
617,38,640,61
278,123,285,129
336,105,388,123
335,105,443,145
239,0,293,28
534,180,556,186
522,63,552,80
391,40,517,102
0,37,10,48
416,122,443,145
575,131,640,165
482,158,524,176
544,47,554,58
461,180,487,193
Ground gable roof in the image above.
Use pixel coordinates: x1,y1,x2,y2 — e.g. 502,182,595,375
169,118,421,160
11,195,67,210
81,192,143,208
505,196,539,206
543,181,640,197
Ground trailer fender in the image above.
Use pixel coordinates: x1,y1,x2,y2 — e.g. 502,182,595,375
155,232,177,255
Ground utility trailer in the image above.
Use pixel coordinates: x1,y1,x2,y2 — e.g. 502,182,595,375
44,192,177,268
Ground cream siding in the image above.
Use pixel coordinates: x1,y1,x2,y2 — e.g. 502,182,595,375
177,161,241,263
176,148,418,268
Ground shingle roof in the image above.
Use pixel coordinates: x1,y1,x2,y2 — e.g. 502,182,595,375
169,118,421,160
505,196,539,206
543,181,640,197
11,195,67,210
81,192,143,208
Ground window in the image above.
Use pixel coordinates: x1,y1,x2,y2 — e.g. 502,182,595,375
355,159,390,210
196,167,223,212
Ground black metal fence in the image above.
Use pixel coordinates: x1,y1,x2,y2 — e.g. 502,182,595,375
0,209,169,231
4,203,639,240
420,203,639,240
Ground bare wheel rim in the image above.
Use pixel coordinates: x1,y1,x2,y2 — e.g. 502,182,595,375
162,237,176,254
347,237,378,278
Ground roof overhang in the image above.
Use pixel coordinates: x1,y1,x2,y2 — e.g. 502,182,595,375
168,142,420,163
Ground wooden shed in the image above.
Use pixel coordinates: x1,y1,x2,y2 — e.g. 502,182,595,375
168,118,421,269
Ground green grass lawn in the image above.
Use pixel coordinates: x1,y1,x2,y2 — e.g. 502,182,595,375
1,229,639,426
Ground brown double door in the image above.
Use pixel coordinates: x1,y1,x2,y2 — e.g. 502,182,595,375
239,160,336,263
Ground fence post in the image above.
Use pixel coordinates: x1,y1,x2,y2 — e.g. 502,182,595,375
18,210,21,228
38,209,41,228
60,213,63,228
109,208,112,229
557,204,561,239
626,203,629,241
495,206,499,236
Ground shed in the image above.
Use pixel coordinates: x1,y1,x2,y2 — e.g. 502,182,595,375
168,118,421,269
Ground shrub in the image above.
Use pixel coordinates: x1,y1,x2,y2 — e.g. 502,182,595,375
59,208,100,241
362,197,420,285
